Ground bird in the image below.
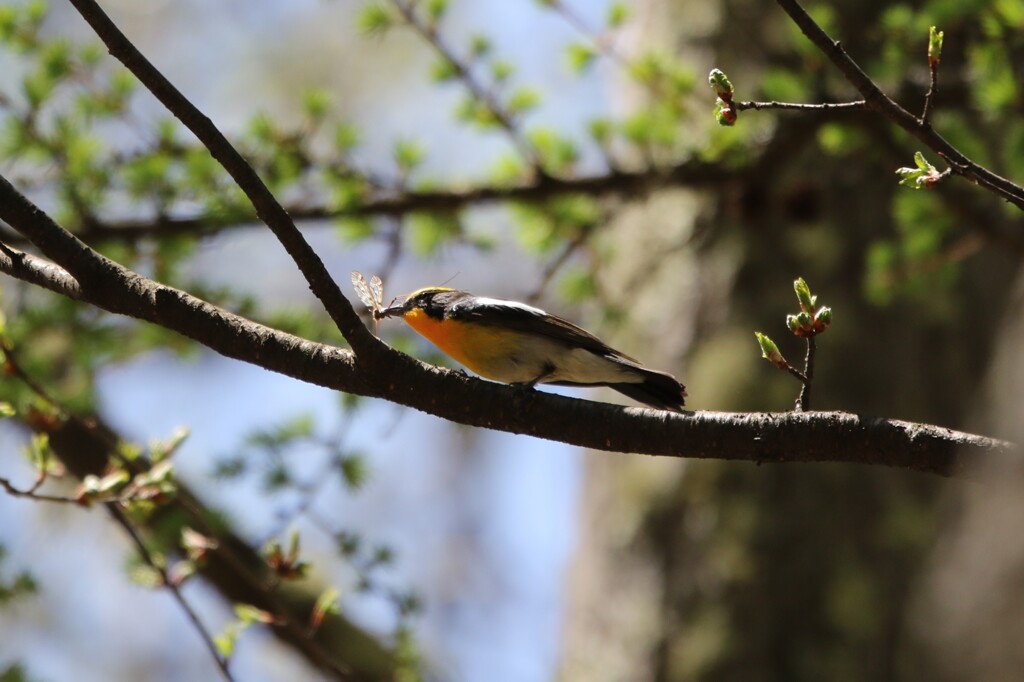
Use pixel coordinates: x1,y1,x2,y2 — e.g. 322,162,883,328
375,286,686,411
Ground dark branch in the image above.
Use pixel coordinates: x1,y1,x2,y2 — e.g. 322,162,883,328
0,175,1014,479
0,158,731,247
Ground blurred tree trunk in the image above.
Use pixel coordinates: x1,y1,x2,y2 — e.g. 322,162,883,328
560,0,1022,680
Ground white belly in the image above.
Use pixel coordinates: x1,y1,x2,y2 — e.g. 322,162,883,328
471,334,639,385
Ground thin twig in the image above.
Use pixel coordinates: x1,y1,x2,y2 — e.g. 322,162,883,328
388,0,546,175
734,99,867,112
118,515,237,682
0,476,82,504
796,335,816,411
921,53,940,124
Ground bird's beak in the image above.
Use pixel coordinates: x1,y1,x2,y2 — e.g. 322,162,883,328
375,297,409,320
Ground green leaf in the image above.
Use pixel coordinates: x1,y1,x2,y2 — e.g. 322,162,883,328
527,128,578,173
491,60,514,84
425,0,448,23
302,88,332,121
245,413,315,448
338,455,369,490
310,587,341,630
333,122,360,152
566,43,597,74
454,96,498,128
0,403,15,418
507,87,542,116
430,57,459,82
558,267,597,302
393,139,426,172
235,603,274,624
214,622,244,659
336,217,376,243
358,3,394,36
408,212,460,255
587,117,613,145
469,34,491,58
607,2,629,28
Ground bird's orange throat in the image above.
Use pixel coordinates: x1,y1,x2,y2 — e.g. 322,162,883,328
402,308,467,362
401,308,503,377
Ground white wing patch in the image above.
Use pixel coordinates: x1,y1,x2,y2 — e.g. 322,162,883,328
464,297,548,317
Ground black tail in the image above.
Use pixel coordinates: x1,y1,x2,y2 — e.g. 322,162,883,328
608,369,686,412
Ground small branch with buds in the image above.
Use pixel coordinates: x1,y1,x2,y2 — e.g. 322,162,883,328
756,277,833,411
921,26,944,125
707,68,866,127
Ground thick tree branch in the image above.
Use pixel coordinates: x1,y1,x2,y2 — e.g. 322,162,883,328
64,0,379,357
0,176,1014,479
774,0,1024,210
30,413,393,680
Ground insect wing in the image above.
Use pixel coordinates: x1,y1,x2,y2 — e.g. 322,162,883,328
351,272,376,310
368,275,384,309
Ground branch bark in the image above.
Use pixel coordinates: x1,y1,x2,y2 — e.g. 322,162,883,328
0,175,1014,480
0,157,731,247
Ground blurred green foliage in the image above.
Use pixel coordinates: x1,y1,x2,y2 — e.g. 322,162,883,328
1,0,1022,679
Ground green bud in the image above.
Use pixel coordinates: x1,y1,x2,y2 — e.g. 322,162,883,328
793,277,814,312
786,314,800,333
928,26,944,66
795,311,813,329
714,98,736,126
815,306,833,328
707,68,733,99
755,332,787,368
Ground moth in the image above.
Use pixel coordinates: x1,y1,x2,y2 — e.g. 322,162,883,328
351,271,385,331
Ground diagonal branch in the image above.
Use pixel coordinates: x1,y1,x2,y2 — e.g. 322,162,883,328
64,0,380,357
773,0,1024,210
0,174,1015,479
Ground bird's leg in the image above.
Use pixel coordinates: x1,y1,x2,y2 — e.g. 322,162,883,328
512,363,556,391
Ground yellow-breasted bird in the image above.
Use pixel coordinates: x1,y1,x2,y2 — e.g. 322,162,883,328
376,287,687,411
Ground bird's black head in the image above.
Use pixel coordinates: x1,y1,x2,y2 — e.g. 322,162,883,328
376,287,468,321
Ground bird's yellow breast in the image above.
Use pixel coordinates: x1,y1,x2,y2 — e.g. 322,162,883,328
403,308,514,379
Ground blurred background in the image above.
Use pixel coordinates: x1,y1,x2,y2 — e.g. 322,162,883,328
1,0,1023,680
